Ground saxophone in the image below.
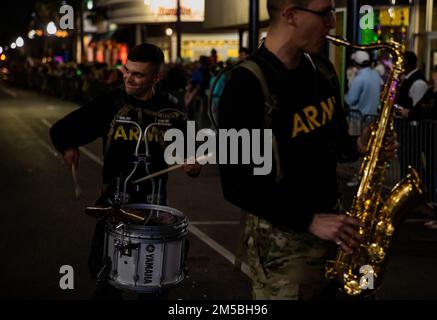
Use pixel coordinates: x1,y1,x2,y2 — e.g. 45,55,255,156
325,35,431,296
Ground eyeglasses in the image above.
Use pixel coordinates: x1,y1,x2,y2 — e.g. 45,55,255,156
293,6,336,24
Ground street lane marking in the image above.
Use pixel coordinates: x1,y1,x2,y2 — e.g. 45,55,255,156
40,118,52,128
0,83,18,98
8,113,62,163
41,118,250,277
37,138,61,160
188,224,250,277
41,118,103,166
79,148,104,166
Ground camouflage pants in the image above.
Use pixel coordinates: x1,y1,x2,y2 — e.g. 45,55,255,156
245,214,336,300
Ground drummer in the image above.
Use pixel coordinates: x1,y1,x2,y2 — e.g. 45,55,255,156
50,43,201,299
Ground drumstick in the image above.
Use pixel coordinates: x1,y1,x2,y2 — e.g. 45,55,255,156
133,153,213,184
71,164,82,199
133,164,184,184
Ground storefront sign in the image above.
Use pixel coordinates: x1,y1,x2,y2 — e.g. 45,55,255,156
144,0,204,22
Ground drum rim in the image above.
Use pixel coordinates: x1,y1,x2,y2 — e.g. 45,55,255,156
123,203,185,219
107,203,188,236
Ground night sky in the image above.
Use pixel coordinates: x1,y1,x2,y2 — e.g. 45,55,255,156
0,0,34,48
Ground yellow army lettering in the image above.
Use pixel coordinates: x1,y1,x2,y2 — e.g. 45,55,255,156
291,96,336,138
114,126,164,142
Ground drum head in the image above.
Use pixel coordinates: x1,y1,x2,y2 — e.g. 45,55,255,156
107,203,188,240
122,207,179,226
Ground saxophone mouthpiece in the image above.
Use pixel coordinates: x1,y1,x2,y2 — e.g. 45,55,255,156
325,35,350,46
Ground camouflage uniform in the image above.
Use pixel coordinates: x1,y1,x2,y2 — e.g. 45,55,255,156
245,213,337,300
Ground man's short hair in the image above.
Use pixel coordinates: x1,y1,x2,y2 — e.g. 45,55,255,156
127,43,164,69
404,51,418,70
267,0,312,22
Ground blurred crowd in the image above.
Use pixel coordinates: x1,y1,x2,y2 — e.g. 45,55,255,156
4,48,251,130
7,58,124,103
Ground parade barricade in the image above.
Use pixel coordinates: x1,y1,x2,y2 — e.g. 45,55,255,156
391,118,437,206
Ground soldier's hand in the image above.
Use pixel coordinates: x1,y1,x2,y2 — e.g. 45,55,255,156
399,107,410,118
183,163,201,178
394,104,410,118
358,124,399,160
382,131,399,161
63,147,79,170
308,214,364,254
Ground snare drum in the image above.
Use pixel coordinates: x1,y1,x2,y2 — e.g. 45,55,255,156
104,204,188,293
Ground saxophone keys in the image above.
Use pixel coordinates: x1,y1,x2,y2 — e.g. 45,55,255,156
386,223,395,236
368,243,386,262
376,220,395,237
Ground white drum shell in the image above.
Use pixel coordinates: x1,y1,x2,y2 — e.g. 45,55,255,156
104,204,188,293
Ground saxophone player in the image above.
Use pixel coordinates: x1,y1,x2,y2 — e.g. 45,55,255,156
218,0,398,300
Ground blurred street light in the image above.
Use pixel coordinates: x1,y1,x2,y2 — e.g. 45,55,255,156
87,0,94,10
1,54,6,61
47,22,57,35
28,30,36,39
166,28,173,36
10,43,16,49
0,47,2,54
16,37,24,48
